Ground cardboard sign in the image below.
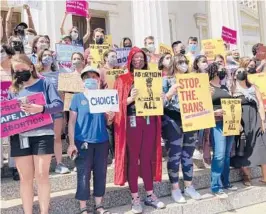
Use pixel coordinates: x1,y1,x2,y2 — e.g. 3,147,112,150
89,44,110,68
221,99,242,136
256,46,266,60
222,26,237,45
134,70,163,116
58,72,84,92
104,35,113,47
116,48,131,67
159,43,173,55
201,39,225,62
1,81,11,102
248,73,266,110
63,93,74,111
7,0,42,10
176,73,215,132
85,90,119,113
106,69,124,89
66,0,89,17
1,93,53,138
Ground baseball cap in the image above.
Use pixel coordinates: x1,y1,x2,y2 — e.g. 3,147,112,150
80,66,100,79
15,22,28,30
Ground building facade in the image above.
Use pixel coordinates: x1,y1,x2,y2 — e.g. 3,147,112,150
1,0,266,56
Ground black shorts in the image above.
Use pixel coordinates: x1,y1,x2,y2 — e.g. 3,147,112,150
10,135,54,157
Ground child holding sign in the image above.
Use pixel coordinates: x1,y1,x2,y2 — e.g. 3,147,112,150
67,67,113,214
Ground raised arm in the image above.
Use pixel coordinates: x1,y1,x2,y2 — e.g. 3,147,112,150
82,15,91,44
60,12,68,36
6,7,14,39
1,16,3,41
24,5,35,31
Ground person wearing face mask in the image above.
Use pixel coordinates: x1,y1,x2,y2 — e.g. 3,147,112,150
144,36,156,55
193,55,208,73
158,53,172,76
114,47,165,213
121,37,133,48
162,54,201,203
9,36,25,55
23,28,37,55
172,41,186,56
214,55,231,88
67,66,113,214
60,12,91,46
30,35,50,64
71,52,85,73
93,28,105,45
239,57,257,74
36,49,70,175
8,54,63,214
230,68,266,186
207,62,237,199
186,37,199,67
227,49,240,70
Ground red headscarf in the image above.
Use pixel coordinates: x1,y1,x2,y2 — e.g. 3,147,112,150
113,47,162,186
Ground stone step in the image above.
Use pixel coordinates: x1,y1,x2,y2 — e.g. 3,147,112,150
1,167,262,213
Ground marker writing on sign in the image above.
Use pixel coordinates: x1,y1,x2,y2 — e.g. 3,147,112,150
90,94,118,106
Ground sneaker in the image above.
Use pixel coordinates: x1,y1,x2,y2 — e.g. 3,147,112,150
131,197,143,214
12,168,20,181
215,190,228,199
193,149,203,160
171,189,186,204
73,167,77,172
184,185,201,200
224,185,238,191
55,163,70,174
144,194,165,209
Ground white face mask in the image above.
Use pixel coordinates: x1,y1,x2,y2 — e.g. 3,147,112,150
25,34,35,44
162,58,171,68
71,32,78,40
198,63,208,72
147,44,155,53
178,63,188,73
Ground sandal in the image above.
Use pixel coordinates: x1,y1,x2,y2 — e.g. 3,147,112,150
79,207,89,214
243,174,251,186
94,204,111,214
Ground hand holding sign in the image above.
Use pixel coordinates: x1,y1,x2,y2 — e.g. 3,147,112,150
20,103,44,114
130,88,139,100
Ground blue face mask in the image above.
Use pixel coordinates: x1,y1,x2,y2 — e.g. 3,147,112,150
189,44,197,52
42,56,53,66
84,78,98,90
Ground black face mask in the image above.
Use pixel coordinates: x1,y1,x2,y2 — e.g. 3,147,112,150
236,71,247,81
218,69,227,80
180,49,186,55
15,26,25,37
15,70,31,83
124,44,132,48
12,41,23,52
248,68,256,74
95,37,104,45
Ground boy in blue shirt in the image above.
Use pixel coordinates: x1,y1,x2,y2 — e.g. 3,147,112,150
67,66,113,214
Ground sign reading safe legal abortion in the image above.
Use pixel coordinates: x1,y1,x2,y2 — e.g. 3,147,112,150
85,90,119,113
134,70,163,116
66,0,89,17
1,93,53,138
176,73,215,132
221,99,242,136
1,81,11,102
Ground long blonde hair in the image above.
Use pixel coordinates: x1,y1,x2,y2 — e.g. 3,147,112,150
170,54,189,75
10,54,38,93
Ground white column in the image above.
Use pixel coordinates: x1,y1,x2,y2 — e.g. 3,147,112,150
258,0,266,44
108,11,120,46
208,0,243,54
131,0,171,47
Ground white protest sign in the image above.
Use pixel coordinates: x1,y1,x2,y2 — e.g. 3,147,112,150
116,48,131,67
8,0,42,10
55,43,84,62
85,90,119,113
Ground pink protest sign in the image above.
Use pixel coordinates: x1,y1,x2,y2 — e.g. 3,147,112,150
222,26,237,45
1,93,53,138
0,81,11,102
66,0,88,17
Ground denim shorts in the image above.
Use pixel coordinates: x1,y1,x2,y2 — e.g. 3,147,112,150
53,112,64,120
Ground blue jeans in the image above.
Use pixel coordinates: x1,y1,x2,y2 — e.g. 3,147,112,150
210,121,234,193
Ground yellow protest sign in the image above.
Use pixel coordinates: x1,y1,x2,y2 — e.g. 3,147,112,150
104,35,113,47
89,44,110,67
159,43,173,55
201,39,225,62
134,70,163,116
58,72,84,92
221,99,242,136
248,73,266,111
106,69,124,89
63,93,74,111
148,63,158,71
176,73,215,132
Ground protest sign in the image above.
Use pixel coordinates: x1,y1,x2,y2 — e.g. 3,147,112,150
248,73,266,110
66,0,88,17
149,63,158,71
104,35,113,47
116,48,131,67
106,69,124,89
256,45,266,60
85,90,119,113
58,72,84,92
89,44,110,68
7,0,42,10
176,73,215,132
221,99,242,136
1,81,11,102
63,93,74,111
159,43,173,55
201,39,225,62
1,93,52,138
134,70,163,116
222,26,237,45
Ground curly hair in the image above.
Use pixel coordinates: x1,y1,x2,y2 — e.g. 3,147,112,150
193,55,207,72
206,62,219,81
252,43,263,56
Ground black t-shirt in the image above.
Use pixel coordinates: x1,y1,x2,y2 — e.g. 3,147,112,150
211,84,231,110
127,84,136,116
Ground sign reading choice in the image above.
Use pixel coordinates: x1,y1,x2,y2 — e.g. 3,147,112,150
85,90,119,113
1,93,53,138
176,73,215,132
